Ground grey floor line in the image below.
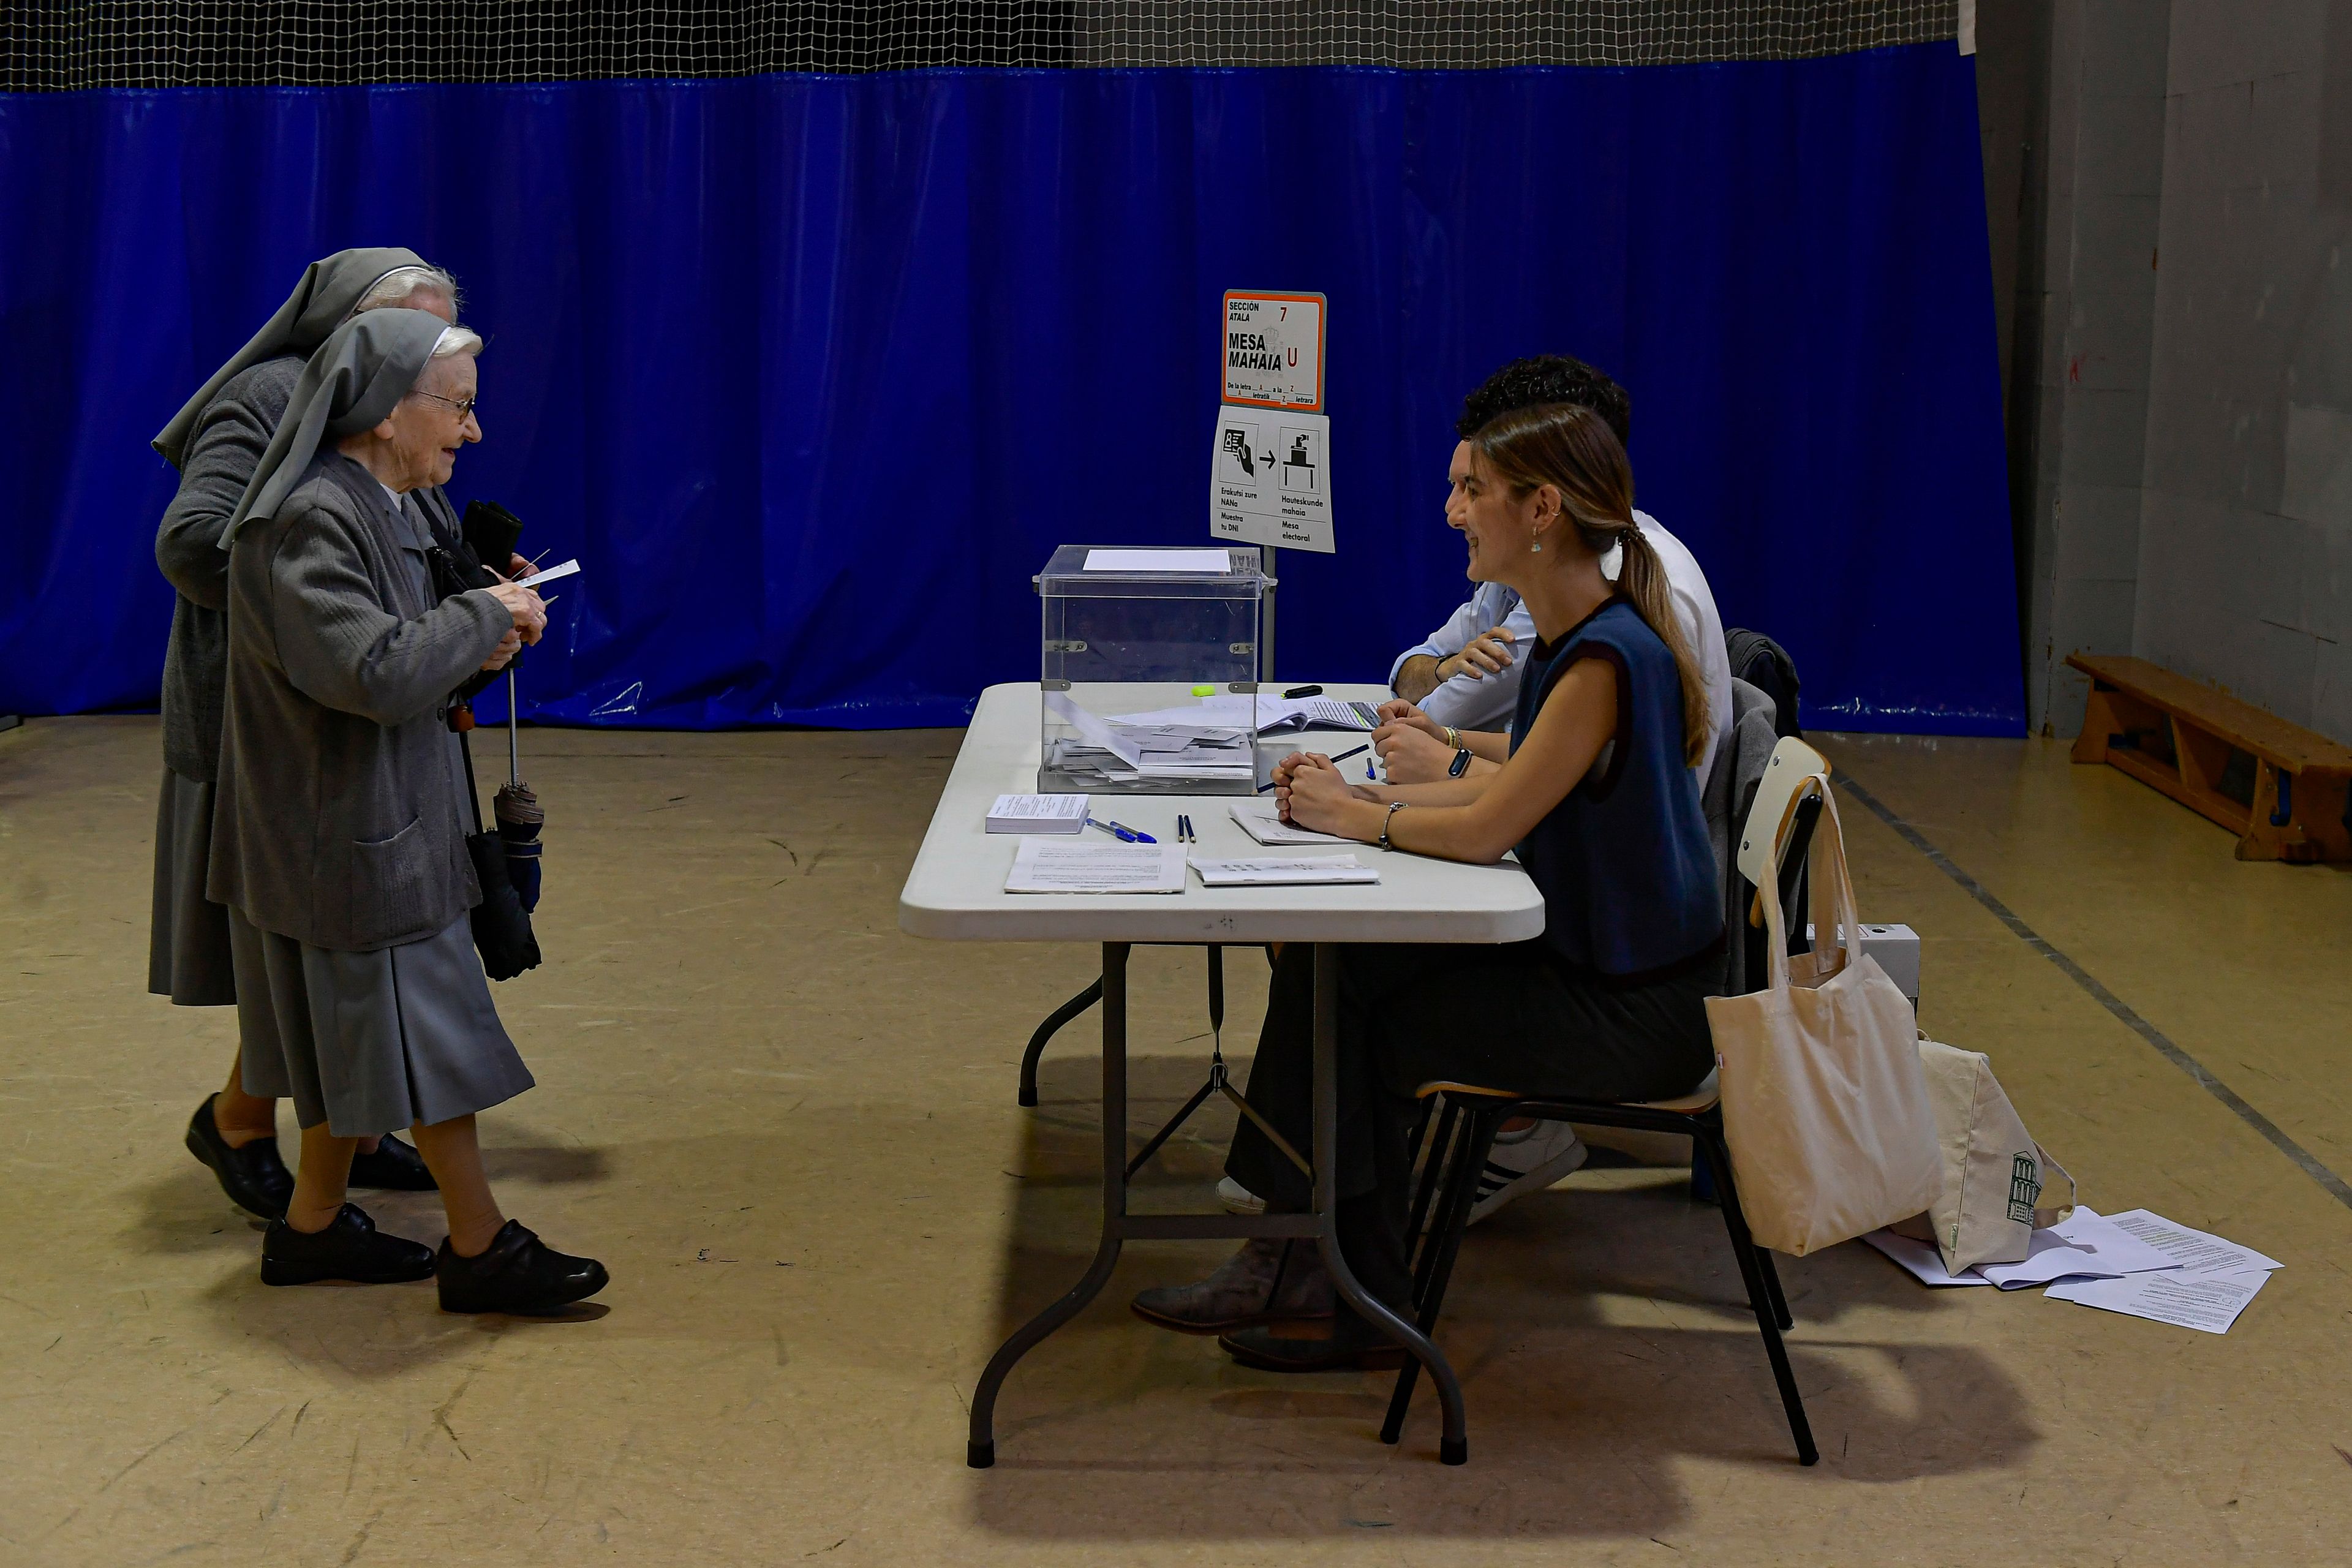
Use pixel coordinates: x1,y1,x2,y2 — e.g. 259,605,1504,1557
1833,769,2352,1213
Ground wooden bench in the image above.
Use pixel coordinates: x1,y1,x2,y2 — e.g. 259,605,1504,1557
2068,654,2352,863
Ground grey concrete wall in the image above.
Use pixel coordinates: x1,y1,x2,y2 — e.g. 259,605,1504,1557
2134,0,2352,741
1997,0,2352,742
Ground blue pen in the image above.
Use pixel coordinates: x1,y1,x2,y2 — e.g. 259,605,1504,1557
1086,816,1137,842
1109,819,1158,843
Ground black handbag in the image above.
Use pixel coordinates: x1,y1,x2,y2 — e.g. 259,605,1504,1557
459,729,541,981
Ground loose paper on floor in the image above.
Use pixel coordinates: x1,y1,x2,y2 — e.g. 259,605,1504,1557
1003,838,1186,894
2046,1267,2275,1335
1861,1229,1995,1287
1975,1207,2180,1289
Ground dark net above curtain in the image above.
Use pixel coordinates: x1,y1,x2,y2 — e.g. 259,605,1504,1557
7,1,1957,89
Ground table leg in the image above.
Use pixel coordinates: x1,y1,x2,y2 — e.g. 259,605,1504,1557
1310,942,1469,1465
968,941,1129,1468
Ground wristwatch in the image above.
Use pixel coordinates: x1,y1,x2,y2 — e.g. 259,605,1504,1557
1378,800,1409,851
1447,747,1473,778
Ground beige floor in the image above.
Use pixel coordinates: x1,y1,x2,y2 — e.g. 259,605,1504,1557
2,716,2349,1566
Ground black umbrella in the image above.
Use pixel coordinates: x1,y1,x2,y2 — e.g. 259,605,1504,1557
496,669,543,913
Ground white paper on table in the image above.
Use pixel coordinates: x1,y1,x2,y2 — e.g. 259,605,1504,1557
1861,1228,1996,1287
1003,838,1186,894
1082,548,1233,574
1043,690,1144,767
2046,1266,2274,1335
2098,1209,2284,1278
1229,799,1349,846
985,793,1090,833
522,557,582,586
1975,1207,2183,1289
1189,854,1379,887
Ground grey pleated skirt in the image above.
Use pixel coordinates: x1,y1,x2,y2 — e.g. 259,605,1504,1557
148,768,237,1006
226,905,536,1137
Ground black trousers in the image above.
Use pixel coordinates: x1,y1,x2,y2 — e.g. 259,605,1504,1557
1225,940,1716,1311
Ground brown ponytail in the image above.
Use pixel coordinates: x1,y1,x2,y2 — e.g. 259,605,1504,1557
1472,402,1711,767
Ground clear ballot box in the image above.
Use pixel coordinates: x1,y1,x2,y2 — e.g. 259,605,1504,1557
1035,545,1271,796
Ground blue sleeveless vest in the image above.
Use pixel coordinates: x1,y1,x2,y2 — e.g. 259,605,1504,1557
1508,599,1724,981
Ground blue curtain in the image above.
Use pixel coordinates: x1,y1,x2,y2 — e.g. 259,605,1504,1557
0,45,2021,733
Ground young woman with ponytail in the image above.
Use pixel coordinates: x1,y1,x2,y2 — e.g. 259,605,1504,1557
1129,402,1725,1373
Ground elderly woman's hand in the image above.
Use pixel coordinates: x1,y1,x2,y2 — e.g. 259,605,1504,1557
484,579,547,646
480,628,523,672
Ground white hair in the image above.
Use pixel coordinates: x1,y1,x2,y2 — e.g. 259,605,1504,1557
430,324,484,358
349,262,462,317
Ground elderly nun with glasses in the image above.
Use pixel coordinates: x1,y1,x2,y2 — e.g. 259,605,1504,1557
154,249,519,1219
208,307,607,1313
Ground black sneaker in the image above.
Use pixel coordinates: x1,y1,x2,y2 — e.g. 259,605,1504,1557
436,1221,609,1315
350,1132,438,1191
260,1204,435,1286
185,1094,293,1220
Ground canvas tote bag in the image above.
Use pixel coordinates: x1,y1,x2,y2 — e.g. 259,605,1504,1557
1705,788,1943,1256
1890,1041,2076,1273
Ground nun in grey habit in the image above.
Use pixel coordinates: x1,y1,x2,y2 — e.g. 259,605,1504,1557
154,247,458,1218
211,308,607,1313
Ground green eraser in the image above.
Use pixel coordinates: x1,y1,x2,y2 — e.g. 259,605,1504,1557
1191,684,1215,696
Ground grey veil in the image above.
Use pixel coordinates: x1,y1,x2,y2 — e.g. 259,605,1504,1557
219,308,450,549
151,246,428,469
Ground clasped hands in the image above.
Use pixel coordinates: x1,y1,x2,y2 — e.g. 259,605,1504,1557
1370,698,1463,785
480,553,545,672
1270,749,1382,833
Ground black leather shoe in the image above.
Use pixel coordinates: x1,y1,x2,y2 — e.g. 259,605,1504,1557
186,1094,292,1220
350,1132,438,1191
437,1221,609,1315
261,1204,436,1286
1219,1311,1408,1373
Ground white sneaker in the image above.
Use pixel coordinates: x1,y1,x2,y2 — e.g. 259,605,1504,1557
1216,1177,1267,1215
1466,1121,1588,1225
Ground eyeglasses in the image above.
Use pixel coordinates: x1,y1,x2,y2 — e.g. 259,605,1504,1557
409,390,480,421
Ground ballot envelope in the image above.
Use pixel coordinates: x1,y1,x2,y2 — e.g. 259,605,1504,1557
1034,544,1270,797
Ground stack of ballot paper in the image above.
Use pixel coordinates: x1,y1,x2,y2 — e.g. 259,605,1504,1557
1861,1206,2283,1334
986,794,1089,833
1044,692,1255,784
1228,799,1349,846
1003,837,1186,894
1188,854,1380,887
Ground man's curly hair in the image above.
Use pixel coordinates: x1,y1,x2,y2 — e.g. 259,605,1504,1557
1455,354,1631,448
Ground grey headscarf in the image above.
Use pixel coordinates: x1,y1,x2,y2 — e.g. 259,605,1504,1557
219,307,451,548
152,246,431,468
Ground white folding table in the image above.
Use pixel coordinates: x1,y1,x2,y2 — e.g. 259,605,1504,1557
899,682,1544,1467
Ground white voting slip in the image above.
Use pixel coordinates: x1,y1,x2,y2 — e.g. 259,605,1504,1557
524,557,582,586
1081,548,1234,574
1109,693,1379,733
900,683,1544,943
1003,837,1186,894
986,793,1088,833
1229,799,1349,846
1190,854,1379,887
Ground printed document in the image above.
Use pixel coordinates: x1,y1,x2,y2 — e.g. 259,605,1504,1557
1003,838,1186,894
1975,1207,2181,1289
2046,1268,2275,1335
986,794,1090,834
2097,1209,2283,1277
1229,799,1349,846
1188,854,1380,887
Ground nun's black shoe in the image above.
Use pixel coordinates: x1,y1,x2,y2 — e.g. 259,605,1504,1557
260,1204,435,1286
186,1093,292,1220
436,1221,609,1316
350,1132,438,1191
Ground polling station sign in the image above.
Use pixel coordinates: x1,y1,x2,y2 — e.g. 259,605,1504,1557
1221,290,1325,411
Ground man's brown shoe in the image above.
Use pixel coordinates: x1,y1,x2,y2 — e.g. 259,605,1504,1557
1131,1238,1333,1335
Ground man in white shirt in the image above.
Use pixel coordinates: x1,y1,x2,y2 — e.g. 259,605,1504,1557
1389,355,1734,780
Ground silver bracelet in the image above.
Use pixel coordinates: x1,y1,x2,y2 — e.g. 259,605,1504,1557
1378,800,1409,851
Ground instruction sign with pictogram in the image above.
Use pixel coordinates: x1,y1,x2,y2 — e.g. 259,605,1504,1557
1211,289,1333,554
